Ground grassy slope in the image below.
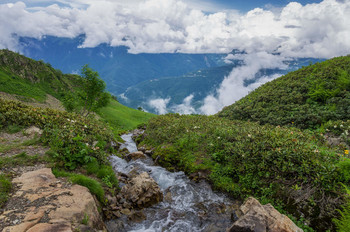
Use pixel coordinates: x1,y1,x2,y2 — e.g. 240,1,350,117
99,100,155,134
0,70,47,102
0,49,154,132
218,55,350,129
0,49,83,103
139,114,347,231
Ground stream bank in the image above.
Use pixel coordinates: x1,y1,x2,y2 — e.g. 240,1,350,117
107,133,240,232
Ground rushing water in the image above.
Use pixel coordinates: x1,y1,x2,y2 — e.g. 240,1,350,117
108,133,239,232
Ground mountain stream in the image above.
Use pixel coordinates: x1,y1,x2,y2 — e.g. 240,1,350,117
108,133,239,232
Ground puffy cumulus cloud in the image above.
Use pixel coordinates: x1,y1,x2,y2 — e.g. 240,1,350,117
200,52,287,115
171,94,197,115
148,98,170,115
148,95,197,115
0,0,349,57
0,2,81,49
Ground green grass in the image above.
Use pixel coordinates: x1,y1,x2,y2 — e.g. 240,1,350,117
52,169,105,203
0,174,11,208
0,152,42,169
218,55,350,129
139,114,346,231
6,124,24,134
0,135,41,153
334,186,350,232
0,70,47,102
0,49,84,104
98,99,155,134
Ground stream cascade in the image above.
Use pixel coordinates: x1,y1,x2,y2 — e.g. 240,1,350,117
108,133,239,232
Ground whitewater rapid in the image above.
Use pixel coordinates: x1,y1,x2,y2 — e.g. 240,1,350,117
109,133,239,232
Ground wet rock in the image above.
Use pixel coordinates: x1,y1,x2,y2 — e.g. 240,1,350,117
106,141,121,151
227,197,303,232
126,151,146,161
120,172,163,209
164,191,172,202
128,210,146,223
106,194,117,205
138,146,147,153
132,129,144,138
120,208,132,216
145,150,154,155
106,220,125,232
189,170,211,182
204,224,224,232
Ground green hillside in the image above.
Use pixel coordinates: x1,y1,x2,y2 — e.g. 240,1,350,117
0,49,154,132
99,100,155,134
0,49,83,103
139,114,348,231
218,55,350,129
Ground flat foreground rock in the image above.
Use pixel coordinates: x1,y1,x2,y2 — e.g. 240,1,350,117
0,168,106,232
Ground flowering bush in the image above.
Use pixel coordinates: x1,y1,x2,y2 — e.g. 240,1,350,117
140,113,346,231
0,98,114,169
325,120,350,148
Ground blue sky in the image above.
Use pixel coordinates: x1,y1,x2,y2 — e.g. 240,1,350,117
1,0,349,57
5,0,324,12
200,0,323,12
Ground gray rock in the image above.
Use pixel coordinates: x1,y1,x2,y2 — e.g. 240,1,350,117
227,197,303,232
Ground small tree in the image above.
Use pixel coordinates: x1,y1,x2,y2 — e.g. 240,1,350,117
80,64,110,116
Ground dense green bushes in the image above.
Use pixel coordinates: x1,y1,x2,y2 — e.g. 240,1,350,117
0,98,114,169
140,114,346,230
218,55,350,129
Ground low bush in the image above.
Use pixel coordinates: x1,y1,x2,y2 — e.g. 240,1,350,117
334,186,350,232
0,98,115,169
139,114,346,231
0,174,11,208
218,55,350,130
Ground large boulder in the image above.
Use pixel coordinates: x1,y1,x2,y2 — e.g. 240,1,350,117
227,197,303,232
120,172,163,209
0,168,106,232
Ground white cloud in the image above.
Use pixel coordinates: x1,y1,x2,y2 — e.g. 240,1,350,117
200,52,287,115
171,94,197,115
148,98,170,115
0,0,349,57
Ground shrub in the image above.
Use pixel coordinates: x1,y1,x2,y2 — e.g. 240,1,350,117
218,55,350,129
0,174,12,208
334,186,350,232
139,114,345,231
0,98,115,170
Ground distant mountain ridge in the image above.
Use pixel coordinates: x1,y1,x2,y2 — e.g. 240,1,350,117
18,36,324,114
19,36,226,94
120,57,323,113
